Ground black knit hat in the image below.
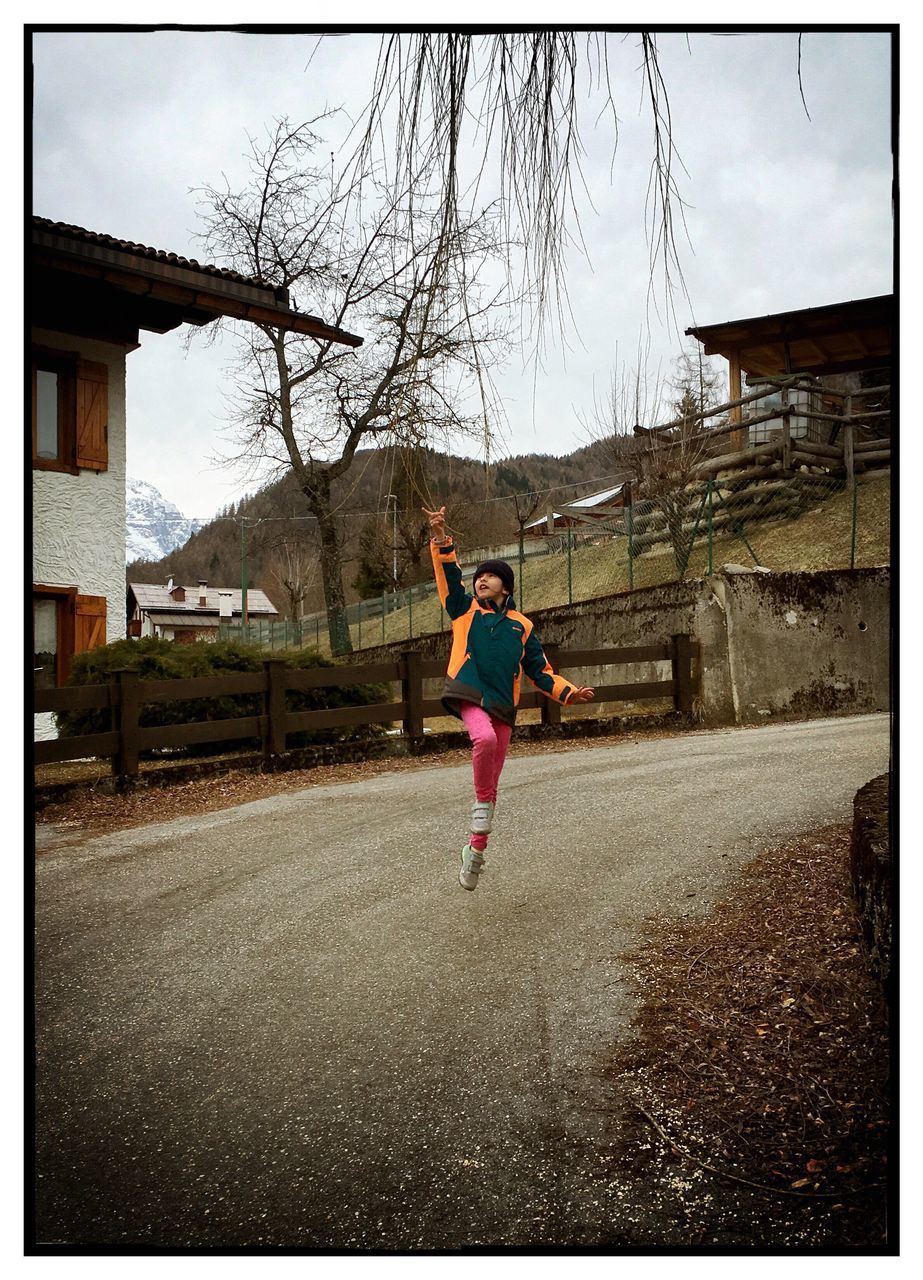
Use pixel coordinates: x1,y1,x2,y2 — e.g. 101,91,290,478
473,559,515,596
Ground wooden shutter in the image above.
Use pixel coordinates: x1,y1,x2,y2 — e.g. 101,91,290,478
74,594,107,654
75,360,108,471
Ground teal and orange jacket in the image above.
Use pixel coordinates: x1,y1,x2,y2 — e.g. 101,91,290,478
430,538,577,726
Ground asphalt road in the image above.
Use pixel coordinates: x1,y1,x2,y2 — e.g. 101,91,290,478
33,713,890,1250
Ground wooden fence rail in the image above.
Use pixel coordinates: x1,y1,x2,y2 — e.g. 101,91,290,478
33,638,700,781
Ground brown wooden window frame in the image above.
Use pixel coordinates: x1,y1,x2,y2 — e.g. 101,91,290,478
31,346,109,474
31,348,78,475
33,585,77,689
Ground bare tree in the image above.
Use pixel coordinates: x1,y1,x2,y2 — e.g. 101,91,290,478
628,347,727,572
267,537,319,623
354,506,431,593
580,334,668,474
582,340,728,574
668,339,726,430
342,32,812,343
508,488,547,582
197,119,510,654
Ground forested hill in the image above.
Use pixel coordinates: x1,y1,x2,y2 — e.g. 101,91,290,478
125,438,627,616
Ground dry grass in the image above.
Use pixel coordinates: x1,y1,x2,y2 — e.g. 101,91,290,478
314,474,891,654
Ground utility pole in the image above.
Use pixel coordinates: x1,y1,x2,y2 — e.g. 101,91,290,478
385,493,399,587
240,518,249,634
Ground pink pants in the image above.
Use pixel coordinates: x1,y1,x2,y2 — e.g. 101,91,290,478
458,702,513,804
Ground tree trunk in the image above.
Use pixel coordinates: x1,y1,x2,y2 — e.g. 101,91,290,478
305,477,353,657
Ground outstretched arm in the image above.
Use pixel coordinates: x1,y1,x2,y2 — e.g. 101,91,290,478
423,506,471,620
521,631,595,705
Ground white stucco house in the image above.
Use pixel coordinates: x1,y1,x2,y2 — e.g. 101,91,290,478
31,217,361,732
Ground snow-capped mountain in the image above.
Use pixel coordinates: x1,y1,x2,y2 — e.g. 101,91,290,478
126,478,205,564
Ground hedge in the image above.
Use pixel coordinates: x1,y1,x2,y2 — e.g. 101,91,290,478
56,637,390,756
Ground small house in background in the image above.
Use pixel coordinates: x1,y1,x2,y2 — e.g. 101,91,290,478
127,579,279,644
523,483,630,536
686,295,892,450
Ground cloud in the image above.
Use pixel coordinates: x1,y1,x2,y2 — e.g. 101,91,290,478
31,28,893,516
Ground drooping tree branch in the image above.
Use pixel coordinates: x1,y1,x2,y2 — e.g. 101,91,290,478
340,32,687,351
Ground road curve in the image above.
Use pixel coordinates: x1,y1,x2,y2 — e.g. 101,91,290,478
33,714,890,1248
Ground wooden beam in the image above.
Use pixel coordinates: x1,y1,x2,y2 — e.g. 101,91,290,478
727,349,744,450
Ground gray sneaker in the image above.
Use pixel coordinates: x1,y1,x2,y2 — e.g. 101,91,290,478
470,800,495,834
459,843,486,891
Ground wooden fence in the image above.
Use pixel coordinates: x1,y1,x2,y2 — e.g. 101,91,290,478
33,637,700,781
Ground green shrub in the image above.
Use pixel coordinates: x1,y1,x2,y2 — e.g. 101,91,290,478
57,637,390,756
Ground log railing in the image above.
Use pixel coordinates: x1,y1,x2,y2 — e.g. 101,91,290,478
688,380,890,484
33,638,700,781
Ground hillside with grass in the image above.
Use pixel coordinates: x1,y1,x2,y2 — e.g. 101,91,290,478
126,440,628,608
333,474,890,654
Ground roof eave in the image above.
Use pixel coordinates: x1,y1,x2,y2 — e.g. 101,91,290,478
33,227,363,347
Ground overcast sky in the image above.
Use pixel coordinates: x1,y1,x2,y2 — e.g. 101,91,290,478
30,28,894,519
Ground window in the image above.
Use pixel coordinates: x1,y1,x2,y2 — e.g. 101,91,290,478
32,351,75,470
33,596,59,690
32,587,107,689
33,587,75,690
31,349,109,473
746,384,816,446
35,368,62,459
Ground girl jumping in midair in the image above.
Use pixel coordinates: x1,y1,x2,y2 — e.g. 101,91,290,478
424,505,595,890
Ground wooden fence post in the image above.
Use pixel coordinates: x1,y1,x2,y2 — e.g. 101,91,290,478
114,669,140,780
541,644,562,727
671,634,697,715
781,389,792,472
843,394,854,485
401,650,425,740
263,660,287,759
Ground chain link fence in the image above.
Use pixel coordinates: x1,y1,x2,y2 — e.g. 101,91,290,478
495,468,886,609
222,467,888,655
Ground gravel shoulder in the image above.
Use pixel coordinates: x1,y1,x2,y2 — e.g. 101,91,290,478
34,726,687,849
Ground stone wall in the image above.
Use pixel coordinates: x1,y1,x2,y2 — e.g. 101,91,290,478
850,772,892,990
354,566,889,728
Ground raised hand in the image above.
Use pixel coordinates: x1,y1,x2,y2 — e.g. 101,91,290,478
422,505,447,541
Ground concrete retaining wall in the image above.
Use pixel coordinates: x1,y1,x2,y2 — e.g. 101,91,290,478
356,566,889,728
715,568,890,724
